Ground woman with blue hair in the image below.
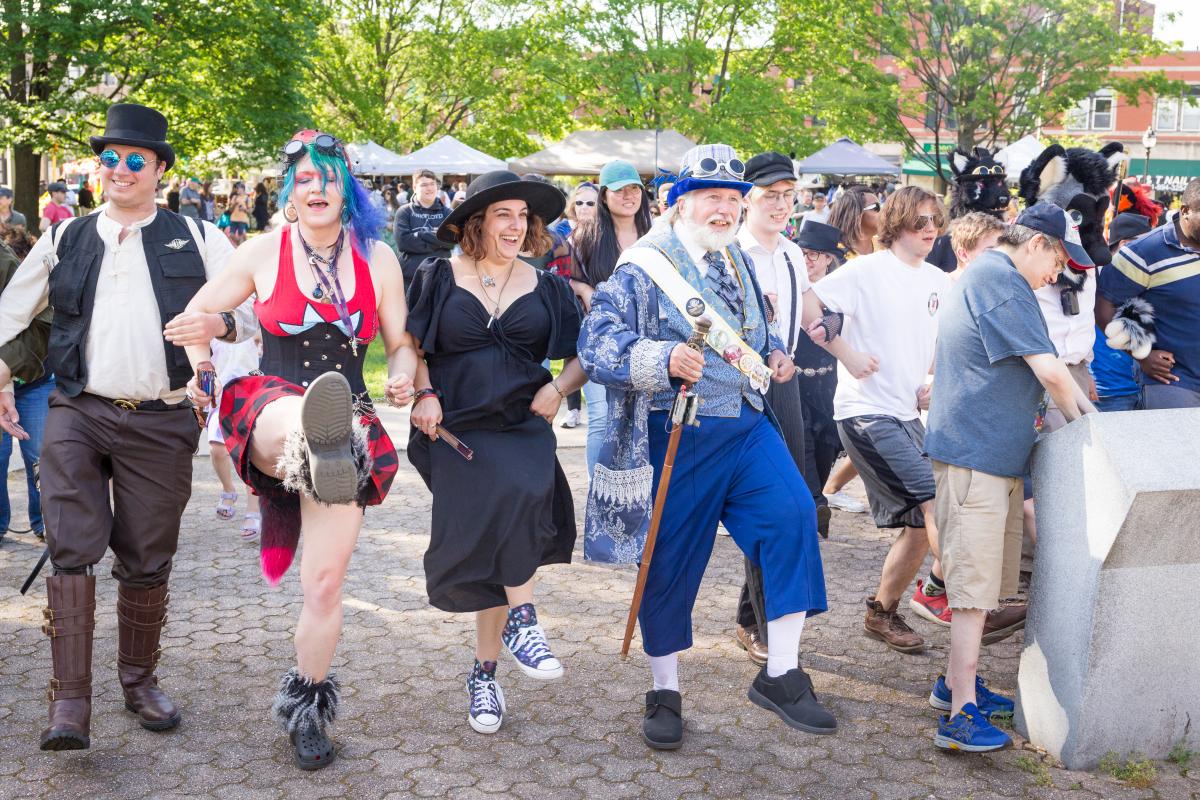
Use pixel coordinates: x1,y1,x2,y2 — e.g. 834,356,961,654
181,130,419,770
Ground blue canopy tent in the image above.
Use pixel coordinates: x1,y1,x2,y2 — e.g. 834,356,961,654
794,137,900,176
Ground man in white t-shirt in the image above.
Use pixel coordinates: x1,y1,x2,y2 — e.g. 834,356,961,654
810,185,950,654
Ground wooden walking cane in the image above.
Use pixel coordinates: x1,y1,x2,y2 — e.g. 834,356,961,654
620,316,711,659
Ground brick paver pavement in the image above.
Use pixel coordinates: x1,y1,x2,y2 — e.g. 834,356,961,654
0,442,1196,800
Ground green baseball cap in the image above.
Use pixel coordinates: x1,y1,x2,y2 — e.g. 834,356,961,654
599,160,642,191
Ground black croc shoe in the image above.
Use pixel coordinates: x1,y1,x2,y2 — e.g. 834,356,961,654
642,689,683,750
748,666,837,735
290,721,336,770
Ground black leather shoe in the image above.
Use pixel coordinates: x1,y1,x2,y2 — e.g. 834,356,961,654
816,504,831,539
748,667,837,735
642,690,683,750
290,721,336,770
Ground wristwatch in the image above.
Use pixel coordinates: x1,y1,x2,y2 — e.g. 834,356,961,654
218,311,237,342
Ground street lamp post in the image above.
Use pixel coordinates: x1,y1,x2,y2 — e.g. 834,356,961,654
1141,126,1157,182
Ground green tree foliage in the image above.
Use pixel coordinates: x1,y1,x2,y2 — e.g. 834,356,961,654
0,0,322,220
782,0,1183,178
309,0,573,159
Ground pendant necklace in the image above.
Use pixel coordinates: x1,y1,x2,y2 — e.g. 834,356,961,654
475,257,516,329
297,225,359,355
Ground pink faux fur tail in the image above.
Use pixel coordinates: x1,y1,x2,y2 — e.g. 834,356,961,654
258,495,301,585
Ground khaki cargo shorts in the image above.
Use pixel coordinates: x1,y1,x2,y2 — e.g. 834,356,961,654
932,460,1023,611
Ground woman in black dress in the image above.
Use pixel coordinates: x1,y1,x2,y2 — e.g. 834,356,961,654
406,171,586,735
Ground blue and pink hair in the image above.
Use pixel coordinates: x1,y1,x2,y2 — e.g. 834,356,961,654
278,130,386,254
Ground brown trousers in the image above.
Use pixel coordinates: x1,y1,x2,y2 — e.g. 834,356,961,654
40,391,200,588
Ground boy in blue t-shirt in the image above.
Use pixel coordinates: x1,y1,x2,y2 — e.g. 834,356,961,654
924,203,1097,752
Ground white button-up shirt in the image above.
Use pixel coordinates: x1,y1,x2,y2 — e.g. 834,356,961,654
736,225,811,355
0,207,247,401
1035,273,1097,365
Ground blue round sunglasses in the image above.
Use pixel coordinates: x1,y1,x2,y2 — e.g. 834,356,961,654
98,149,158,172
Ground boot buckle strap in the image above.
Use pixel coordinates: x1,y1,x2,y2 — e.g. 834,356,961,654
42,621,96,638
116,613,166,631
43,603,96,621
47,676,92,701
118,647,163,667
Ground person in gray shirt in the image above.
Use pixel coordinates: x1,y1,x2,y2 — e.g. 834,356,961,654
178,177,203,219
0,187,27,229
923,202,1096,753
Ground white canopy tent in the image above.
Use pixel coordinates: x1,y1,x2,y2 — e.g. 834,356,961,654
508,130,696,176
381,135,506,176
344,140,409,176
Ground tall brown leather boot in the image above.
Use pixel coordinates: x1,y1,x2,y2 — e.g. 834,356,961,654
39,573,96,751
117,583,181,731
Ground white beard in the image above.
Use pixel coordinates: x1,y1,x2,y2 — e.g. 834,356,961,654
676,216,738,252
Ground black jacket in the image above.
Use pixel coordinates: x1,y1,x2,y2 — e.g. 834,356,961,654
393,199,453,281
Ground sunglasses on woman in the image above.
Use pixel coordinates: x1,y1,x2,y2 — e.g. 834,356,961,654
575,200,596,207
910,213,945,232
99,149,158,172
863,202,881,212
282,133,344,163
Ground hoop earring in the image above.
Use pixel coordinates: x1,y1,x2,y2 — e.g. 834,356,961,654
284,202,298,223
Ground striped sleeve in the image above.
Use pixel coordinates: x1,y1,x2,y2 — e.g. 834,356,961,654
1098,248,1148,304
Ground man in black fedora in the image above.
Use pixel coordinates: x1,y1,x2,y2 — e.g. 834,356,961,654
0,102,255,750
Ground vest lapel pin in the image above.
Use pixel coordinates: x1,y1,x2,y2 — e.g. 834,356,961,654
165,238,189,250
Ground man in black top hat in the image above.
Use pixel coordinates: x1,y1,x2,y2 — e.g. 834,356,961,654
0,102,255,751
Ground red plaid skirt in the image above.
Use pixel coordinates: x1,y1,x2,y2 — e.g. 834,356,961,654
219,375,398,583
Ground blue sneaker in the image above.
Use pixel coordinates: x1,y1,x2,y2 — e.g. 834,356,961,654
466,660,505,734
934,703,1012,752
501,603,563,679
929,674,1014,720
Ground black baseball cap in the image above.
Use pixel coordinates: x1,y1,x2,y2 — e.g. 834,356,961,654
48,181,68,193
744,152,797,187
1015,201,1094,268
1108,212,1152,246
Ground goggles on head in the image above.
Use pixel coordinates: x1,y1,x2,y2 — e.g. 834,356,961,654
684,156,746,181
282,132,345,165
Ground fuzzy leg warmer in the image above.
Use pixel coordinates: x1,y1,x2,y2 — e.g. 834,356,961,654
1105,297,1156,360
272,667,340,734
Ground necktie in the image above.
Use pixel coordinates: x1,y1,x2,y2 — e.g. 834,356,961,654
703,250,744,322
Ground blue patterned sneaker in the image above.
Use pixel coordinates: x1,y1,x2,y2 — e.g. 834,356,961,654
929,674,1015,720
501,603,563,680
466,660,505,734
934,703,1012,752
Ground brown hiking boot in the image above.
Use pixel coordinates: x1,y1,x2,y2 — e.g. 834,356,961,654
117,583,181,731
982,601,1027,645
40,574,96,751
863,595,926,653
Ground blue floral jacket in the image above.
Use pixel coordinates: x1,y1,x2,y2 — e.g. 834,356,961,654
577,222,784,565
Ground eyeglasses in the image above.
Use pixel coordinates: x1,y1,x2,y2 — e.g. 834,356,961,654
575,200,596,207
686,157,746,180
761,190,797,205
863,202,881,212
801,249,831,261
911,213,945,232
282,133,344,163
98,149,157,173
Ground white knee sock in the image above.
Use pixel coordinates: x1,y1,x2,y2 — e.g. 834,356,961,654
766,612,807,677
649,653,679,691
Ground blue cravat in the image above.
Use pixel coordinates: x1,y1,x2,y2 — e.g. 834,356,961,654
703,250,744,322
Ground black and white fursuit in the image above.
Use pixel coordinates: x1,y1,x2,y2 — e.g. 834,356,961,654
1104,298,1157,360
272,667,340,734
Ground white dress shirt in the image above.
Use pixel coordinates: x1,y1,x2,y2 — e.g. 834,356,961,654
0,207,250,401
736,226,811,355
1034,273,1097,365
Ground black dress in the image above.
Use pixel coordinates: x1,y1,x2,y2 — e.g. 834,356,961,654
406,258,581,612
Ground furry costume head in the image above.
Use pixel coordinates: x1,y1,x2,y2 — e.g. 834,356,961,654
1019,142,1124,277
949,147,1011,219
1113,180,1164,228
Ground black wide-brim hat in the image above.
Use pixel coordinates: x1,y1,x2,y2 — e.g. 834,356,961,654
437,170,565,244
89,103,176,170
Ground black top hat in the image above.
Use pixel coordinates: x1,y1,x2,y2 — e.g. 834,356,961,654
795,220,843,256
437,170,565,245
744,151,797,187
89,103,175,170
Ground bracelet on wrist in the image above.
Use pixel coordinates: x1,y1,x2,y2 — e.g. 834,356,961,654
551,379,565,398
218,311,237,342
413,388,440,404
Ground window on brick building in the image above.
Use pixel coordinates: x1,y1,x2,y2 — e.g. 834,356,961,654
1154,85,1200,132
1181,86,1200,132
1068,90,1114,130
